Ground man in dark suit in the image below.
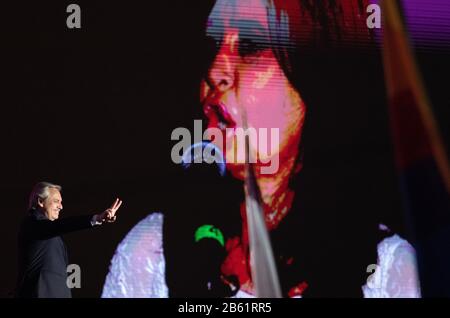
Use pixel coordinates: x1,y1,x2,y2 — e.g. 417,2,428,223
16,181,122,298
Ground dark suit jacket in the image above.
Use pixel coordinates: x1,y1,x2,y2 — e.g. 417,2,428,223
16,210,94,298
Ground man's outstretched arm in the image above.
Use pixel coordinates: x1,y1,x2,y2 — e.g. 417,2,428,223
27,198,123,240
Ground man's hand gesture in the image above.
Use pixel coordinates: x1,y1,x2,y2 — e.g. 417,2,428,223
96,198,123,224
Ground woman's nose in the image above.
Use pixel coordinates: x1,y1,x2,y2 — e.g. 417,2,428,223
208,59,234,92
207,36,237,92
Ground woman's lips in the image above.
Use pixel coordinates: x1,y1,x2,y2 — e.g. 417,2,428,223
203,102,237,133
202,102,247,176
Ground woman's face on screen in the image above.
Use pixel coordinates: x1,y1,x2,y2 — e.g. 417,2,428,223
200,0,305,180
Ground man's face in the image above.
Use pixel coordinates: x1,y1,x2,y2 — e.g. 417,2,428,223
38,188,63,221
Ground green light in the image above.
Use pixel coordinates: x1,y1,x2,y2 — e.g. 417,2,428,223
194,225,225,247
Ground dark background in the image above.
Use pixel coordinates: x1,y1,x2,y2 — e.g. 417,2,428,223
1,1,448,297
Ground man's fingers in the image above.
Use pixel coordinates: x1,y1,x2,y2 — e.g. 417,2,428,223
105,215,116,223
113,200,123,212
111,198,123,212
104,198,122,221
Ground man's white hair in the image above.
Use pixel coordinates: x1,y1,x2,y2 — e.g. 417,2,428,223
28,181,62,211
